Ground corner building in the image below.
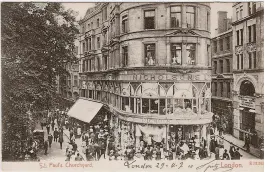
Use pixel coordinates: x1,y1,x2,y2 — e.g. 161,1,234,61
78,3,212,151
232,2,264,147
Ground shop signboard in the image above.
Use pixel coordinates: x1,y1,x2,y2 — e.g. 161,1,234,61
239,96,255,109
90,73,211,82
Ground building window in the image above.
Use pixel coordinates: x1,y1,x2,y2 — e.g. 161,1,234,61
220,60,223,73
248,2,256,15
226,37,230,50
97,58,100,71
236,6,243,20
103,32,107,46
236,30,240,45
207,12,210,31
142,99,159,114
171,43,182,65
227,82,231,98
122,15,128,33
248,52,252,69
122,97,129,111
186,6,195,28
237,55,240,70
170,6,181,28
240,29,243,45
74,75,78,87
144,44,155,66
122,46,128,67
237,29,243,45
97,37,100,49
88,38,92,51
97,18,99,27
241,54,244,69
219,39,223,51
89,59,92,71
253,51,256,68
248,24,256,43
220,82,223,97
186,43,196,65
82,42,86,53
207,45,211,66
144,10,155,29
103,55,108,70
213,61,217,74
103,7,107,21
226,59,230,73
214,82,217,96
213,40,217,53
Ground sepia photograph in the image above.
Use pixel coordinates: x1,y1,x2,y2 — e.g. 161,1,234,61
1,1,264,171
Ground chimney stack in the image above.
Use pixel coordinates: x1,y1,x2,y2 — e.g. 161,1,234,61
217,11,228,34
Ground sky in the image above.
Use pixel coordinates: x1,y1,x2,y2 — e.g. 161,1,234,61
62,2,233,38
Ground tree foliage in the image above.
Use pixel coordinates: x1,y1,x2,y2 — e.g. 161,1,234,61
1,2,79,161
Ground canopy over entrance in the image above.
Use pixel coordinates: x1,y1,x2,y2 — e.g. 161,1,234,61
67,98,103,123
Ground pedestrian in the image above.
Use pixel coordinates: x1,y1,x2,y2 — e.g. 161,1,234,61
48,134,53,148
222,149,230,160
53,128,59,142
51,120,55,131
229,146,236,160
244,134,251,152
234,148,243,160
59,135,64,149
72,141,77,153
215,144,220,160
44,140,49,155
75,153,84,161
46,123,50,135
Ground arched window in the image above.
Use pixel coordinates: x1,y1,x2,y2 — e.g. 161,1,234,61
240,80,255,96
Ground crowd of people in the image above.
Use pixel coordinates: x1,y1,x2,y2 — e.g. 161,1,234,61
33,108,249,162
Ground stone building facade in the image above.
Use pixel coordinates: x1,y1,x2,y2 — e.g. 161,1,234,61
232,2,264,147
78,2,213,151
211,11,233,134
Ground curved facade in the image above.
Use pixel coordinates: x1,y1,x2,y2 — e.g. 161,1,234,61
78,2,212,150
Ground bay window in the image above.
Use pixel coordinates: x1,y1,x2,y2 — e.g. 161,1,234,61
171,6,181,28
171,44,182,65
144,44,156,66
186,6,195,28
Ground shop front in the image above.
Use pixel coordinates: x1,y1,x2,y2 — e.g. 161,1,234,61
109,106,212,152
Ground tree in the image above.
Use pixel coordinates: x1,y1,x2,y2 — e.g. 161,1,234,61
1,2,79,161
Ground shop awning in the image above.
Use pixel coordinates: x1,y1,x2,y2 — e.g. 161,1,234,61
67,98,103,123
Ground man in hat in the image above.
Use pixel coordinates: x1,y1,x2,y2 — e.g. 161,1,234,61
53,128,59,142
58,134,64,149
44,140,49,155
48,134,53,148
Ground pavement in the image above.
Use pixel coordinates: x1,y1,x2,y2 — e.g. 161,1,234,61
35,120,70,161
217,133,261,159
35,120,259,161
